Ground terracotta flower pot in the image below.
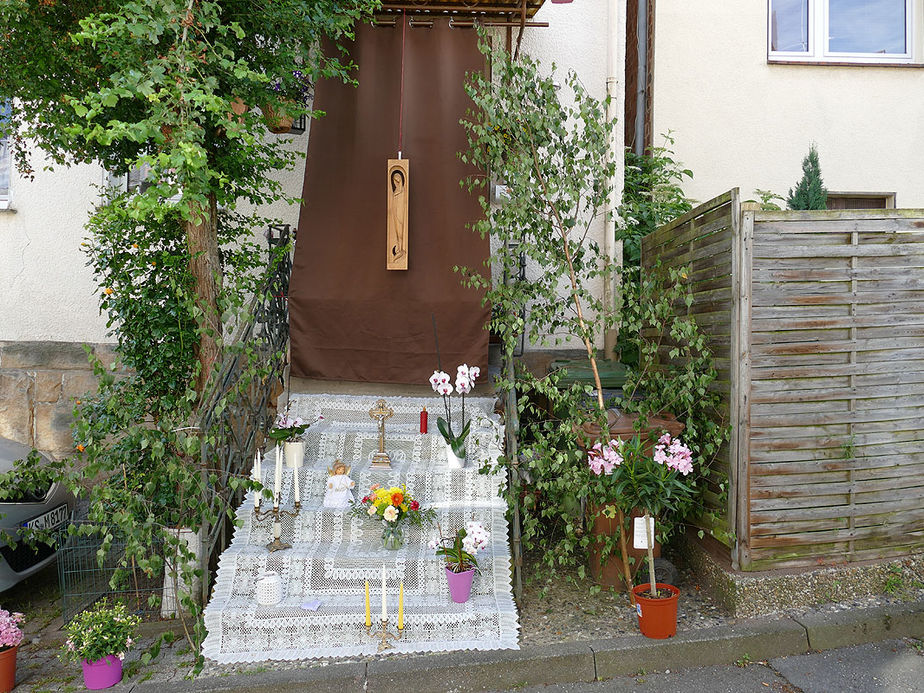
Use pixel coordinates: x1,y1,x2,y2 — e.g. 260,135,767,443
632,582,680,639
81,654,123,690
588,506,660,588
0,645,16,693
262,102,294,134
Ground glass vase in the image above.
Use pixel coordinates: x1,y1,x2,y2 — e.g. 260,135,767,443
382,525,404,550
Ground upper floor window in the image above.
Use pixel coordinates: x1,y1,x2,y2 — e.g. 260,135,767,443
0,102,10,208
769,0,914,63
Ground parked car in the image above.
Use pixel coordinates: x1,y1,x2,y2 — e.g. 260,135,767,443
0,437,75,592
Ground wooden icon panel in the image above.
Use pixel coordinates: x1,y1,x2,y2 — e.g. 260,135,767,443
386,158,409,270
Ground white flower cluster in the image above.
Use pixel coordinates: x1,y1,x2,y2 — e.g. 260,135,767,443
462,521,490,555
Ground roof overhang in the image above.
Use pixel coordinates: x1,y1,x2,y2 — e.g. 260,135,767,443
377,1,549,24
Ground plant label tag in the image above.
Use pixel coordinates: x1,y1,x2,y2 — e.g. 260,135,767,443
633,516,655,550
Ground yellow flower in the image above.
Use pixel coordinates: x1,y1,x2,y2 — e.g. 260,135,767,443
104,287,114,295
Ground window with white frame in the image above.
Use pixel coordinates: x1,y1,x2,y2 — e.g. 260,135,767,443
769,0,914,63
0,102,10,208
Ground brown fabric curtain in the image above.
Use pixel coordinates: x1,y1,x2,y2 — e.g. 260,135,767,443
289,20,489,384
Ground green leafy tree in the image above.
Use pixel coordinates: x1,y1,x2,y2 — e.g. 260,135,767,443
787,143,827,210
0,0,377,396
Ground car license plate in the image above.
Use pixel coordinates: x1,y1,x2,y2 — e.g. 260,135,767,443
25,504,69,531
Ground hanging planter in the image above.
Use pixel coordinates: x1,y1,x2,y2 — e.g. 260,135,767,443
632,582,680,639
262,102,295,134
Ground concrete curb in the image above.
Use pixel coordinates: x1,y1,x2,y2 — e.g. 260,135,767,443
792,601,924,651
131,601,923,693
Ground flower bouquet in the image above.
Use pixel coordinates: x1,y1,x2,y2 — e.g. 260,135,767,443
352,484,435,550
429,364,480,462
0,608,23,693
431,521,490,603
62,600,140,689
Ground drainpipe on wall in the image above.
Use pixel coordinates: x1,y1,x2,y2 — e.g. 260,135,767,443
634,0,648,156
603,0,626,360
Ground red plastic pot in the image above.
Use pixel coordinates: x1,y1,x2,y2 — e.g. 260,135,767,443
445,567,475,604
81,654,123,690
0,645,16,693
632,583,680,639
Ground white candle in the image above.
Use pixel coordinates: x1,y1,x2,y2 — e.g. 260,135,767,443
254,450,262,510
274,445,282,509
273,521,281,540
381,565,387,621
293,465,300,505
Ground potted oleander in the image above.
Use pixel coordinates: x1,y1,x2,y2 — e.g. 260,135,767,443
0,608,23,693
62,600,140,690
433,521,491,604
587,432,695,639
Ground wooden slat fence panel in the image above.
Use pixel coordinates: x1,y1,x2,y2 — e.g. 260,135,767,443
746,210,924,571
640,190,740,563
643,191,924,572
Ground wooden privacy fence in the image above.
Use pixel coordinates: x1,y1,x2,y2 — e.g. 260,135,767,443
642,189,924,571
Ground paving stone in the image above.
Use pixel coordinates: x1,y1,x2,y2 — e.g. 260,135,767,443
793,602,924,651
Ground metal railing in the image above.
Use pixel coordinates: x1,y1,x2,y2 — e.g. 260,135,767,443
196,225,292,603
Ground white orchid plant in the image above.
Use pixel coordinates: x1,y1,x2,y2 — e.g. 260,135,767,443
429,364,480,458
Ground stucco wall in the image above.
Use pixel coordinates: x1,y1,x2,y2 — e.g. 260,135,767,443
652,2,924,208
0,135,307,345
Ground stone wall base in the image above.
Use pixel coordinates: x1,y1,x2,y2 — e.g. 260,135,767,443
0,341,115,458
679,530,924,616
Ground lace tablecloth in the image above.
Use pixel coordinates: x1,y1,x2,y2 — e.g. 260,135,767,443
201,393,519,662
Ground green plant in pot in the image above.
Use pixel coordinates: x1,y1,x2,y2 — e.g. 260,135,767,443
62,600,141,690
433,521,491,604
587,431,695,638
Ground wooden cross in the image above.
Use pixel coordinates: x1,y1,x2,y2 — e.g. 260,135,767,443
369,399,394,469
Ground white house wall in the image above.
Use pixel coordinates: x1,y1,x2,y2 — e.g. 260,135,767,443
652,1,924,208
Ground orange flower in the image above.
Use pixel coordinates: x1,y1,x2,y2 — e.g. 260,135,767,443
391,491,404,506
104,287,114,295
76,444,85,452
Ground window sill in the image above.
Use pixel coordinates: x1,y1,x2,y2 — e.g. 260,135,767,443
768,59,924,68
0,203,14,213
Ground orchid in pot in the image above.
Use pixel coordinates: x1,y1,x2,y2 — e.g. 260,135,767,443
431,521,491,603
0,608,23,693
429,364,480,466
61,600,140,689
268,412,323,469
587,431,694,638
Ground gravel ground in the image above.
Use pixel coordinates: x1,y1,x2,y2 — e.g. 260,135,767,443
4,550,923,691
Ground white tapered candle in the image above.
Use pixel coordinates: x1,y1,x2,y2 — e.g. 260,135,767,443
274,445,282,509
381,565,387,621
254,450,262,510
293,465,300,504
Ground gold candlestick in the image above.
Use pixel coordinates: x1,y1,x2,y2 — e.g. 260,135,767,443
366,618,400,652
254,503,300,552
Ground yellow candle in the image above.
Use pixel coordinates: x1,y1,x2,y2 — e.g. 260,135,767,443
364,580,371,628
397,581,404,631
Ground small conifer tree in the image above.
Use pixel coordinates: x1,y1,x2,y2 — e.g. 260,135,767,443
787,144,828,210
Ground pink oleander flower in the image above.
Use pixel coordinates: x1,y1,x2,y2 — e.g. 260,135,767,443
587,439,623,476
0,609,24,650
653,434,694,476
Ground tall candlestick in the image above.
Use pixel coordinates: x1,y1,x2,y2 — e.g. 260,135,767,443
273,445,282,509
365,580,371,628
254,450,262,510
397,580,404,630
381,565,387,621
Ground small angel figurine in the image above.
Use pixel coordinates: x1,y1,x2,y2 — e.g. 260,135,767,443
323,460,355,510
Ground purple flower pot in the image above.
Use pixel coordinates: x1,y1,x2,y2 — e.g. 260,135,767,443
81,655,123,690
445,566,475,604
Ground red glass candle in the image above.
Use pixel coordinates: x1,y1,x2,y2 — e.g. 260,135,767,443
420,407,428,434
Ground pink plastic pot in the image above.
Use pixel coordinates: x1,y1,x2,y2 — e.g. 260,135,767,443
81,655,123,690
445,567,475,604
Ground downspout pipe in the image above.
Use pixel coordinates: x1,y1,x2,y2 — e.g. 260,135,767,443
603,0,626,360
634,0,648,156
